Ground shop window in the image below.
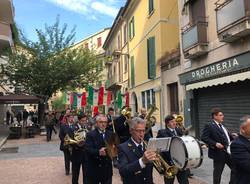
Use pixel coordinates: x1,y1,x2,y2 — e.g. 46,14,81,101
168,82,179,114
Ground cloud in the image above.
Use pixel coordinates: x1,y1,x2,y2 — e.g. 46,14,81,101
46,0,121,19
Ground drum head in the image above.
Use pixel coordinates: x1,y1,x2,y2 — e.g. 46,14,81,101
169,137,188,169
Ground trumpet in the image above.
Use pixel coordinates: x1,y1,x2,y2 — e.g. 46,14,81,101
143,140,178,179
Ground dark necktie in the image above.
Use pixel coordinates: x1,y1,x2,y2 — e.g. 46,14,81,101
138,144,144,156
218,124,229,145
172,130,177,136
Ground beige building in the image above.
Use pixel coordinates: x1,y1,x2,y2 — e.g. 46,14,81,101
177,0,250,136
103,8,129,113
0,0,15,123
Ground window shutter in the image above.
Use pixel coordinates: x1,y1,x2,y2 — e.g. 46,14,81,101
147,37,156,79
130,56,135,87
149,0,154,14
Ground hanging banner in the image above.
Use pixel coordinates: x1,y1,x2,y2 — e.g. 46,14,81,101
125,92,129,107
107,91,112,106
87,86,94,106
117,91,122,109
98,86,104,105
81,92,87,107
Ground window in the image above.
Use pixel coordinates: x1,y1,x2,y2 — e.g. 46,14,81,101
129,17,135,40
97,37,102,47
124,55,128,73
117,34,121,50
130,56,135,87
147,36,156,79
123,24,127,45
85,43,89,49
189,0,205,25
141,89,155,110
168,83,179,114
149,0,154,15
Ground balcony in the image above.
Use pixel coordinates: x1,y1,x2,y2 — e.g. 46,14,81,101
0,21,14,52
105,75,121,91
0,0,15,23
216,0,250,42
182,21,208,59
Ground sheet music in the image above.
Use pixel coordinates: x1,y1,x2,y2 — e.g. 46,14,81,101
146,137,172,152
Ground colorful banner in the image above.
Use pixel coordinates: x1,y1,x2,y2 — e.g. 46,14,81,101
117,91,122,109
81,92,86,107
107,91,112,106
125,92,129,107
98,86,104,105
87,86,94,106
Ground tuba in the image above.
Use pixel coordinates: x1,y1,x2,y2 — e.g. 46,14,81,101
145,105,158,133
143,140,178,178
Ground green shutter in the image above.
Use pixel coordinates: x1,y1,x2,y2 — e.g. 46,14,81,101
130,56,135,87
129,17,135,40
149,0,154,14
132,17,135,38
147,37,156,79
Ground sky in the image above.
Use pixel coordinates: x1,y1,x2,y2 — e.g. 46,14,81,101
13,0,126,43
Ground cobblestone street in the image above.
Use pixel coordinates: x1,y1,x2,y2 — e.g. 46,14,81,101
0,133,214,184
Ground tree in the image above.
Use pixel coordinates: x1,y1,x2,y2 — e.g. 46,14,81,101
0,17,103,124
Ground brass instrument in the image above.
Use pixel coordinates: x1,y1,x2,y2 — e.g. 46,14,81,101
175,115,184,128
64,128,88,146
121,107,132,126
143,140,178,178
145,105,158,133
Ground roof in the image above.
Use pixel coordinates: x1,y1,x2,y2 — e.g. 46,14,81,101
0,94,40,104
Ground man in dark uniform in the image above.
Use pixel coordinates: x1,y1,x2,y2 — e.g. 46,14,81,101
72,114,88,184
106,107,115,132
85,114,113,184
114,107,131,143
157,115,189,184
201,108,235,184
118,117,156,184
231,115,250,184
59,114,74,175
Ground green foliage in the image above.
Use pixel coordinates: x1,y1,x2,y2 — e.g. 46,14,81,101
51,96,65,111
1,17,102,99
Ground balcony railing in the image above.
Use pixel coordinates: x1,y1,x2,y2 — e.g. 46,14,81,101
216,0,250,32
182,21,208,51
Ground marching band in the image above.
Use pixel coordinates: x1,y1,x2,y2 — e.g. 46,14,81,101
58,108,203,184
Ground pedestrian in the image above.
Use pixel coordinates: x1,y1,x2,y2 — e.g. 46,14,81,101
22,109,29,127
230,115,250,184
157,115,189,184
6,110,10,125
44,111,54,141
201,108,235,184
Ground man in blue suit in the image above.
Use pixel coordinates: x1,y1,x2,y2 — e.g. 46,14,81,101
201,108,235,184
118,117,156,184
231,115,250,184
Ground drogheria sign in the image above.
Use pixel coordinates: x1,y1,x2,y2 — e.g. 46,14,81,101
179,52,250,84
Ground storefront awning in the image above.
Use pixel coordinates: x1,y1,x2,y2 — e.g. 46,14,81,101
0,94,40,104
186,71,250,91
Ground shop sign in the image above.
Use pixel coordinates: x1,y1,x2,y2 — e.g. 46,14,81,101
179,52,250,84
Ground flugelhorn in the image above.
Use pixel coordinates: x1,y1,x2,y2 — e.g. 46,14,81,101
143,140,178,178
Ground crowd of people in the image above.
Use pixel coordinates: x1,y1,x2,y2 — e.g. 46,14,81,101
53,106,250,184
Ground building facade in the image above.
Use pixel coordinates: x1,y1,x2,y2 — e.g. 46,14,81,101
0,0,15,123
178,0,250,137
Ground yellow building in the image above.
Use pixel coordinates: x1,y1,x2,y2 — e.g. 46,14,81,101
122,0,179,124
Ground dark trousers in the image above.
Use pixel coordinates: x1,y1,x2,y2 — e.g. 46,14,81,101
72,149,87,184
86,177,112,184
213,156,234,184
63,149,71,174
46,125,53,141
164,169,189,184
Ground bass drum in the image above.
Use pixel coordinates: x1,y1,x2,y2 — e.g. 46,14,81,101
169,135,203,169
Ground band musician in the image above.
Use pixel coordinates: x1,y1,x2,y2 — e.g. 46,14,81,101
118,117,156,184
157,115,189,184
85,114,113,184
71,114,88,184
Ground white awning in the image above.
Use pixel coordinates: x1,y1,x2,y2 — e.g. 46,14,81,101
186,71,250,91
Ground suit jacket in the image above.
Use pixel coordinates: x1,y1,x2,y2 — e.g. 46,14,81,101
201,121,233,161
59,123,74,151
118,138,153,184
85,128,113,181
230,135,250,184
156,127,183,165
114,115,130,143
